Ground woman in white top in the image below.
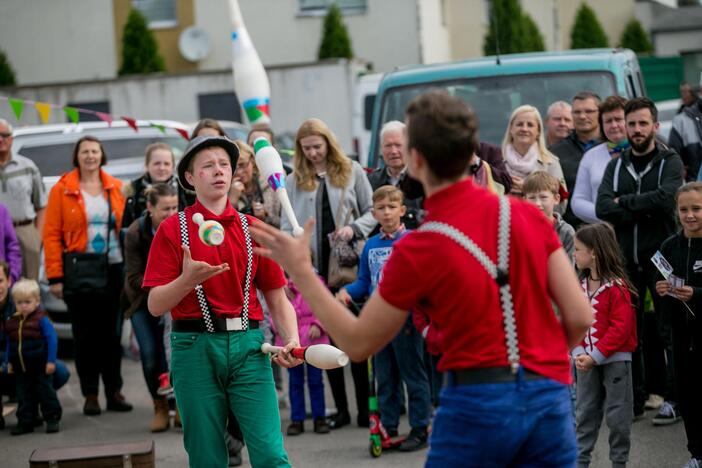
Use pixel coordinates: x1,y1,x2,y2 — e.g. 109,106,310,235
502,105,566,197
571,96,629,224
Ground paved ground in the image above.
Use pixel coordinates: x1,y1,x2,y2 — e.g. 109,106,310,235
0,357,691,467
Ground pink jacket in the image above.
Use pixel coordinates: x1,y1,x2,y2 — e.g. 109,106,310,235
272,278,329,348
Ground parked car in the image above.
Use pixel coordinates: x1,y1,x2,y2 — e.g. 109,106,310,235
655,99,680,144
12,120,190,339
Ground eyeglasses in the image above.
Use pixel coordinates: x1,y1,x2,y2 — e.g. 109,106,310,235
0,132,12,139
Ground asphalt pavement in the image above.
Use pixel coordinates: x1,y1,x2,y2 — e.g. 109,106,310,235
0,357,691,467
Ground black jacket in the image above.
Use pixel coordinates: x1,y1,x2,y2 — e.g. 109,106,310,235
658,232,702,353
122,174,194,229
668,99,702,182
596,144,683,268
367,168,422,230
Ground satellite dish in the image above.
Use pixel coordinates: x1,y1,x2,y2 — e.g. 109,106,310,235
179,26,211,62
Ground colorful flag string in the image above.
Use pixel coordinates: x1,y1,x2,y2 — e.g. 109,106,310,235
0,95,189,140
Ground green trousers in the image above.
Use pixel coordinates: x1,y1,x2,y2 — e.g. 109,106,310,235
171,329,290,468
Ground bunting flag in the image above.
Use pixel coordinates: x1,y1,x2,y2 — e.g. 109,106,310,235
122,116,138,132
8,98,24,121
175,128,190,141
0,95,189,141
150,122,166,134
95,111,113,126
63,106,79,124
34,102,52,124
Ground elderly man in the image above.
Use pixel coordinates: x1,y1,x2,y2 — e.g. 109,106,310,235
550,92,602,226
368,121,422,229
545,101,574,147
0,119,47,280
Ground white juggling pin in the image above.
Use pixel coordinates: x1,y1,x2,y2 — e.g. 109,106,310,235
229,0,271,125
261,343,349,370
192,213,225,246
253,137,304,237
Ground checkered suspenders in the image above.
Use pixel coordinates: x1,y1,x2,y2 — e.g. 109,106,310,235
178,211,254,333
418,196,521,373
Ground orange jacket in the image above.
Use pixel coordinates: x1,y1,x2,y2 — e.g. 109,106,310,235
42,169,125,282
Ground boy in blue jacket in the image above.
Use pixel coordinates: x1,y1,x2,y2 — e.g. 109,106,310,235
336,185,431,451
3,279,61,435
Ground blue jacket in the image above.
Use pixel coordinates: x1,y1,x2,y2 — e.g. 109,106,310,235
344,230,408,301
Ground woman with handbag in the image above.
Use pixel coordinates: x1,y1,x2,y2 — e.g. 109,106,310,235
43,136,133,416
281,118,376,429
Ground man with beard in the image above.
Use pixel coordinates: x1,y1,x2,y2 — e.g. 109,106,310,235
596,97,684,423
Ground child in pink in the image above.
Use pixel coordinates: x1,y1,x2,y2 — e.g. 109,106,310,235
273,278,330,435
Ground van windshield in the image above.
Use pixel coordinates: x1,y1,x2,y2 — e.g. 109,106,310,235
377,71,616,165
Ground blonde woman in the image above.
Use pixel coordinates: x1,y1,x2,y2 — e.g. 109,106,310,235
502,105,566,197
282,118,374,430
229,139,281,227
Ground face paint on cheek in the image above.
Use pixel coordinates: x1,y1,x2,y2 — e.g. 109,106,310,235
198,170,206,178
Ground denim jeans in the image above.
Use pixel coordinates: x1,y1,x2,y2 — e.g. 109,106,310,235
130,309,168,399
16,372,62,425
288,363,325,421
376,317,431,430
427,372,576,467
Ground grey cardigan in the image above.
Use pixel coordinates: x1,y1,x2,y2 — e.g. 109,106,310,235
281,160,377,271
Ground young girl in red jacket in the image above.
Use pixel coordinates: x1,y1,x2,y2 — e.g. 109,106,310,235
572,222,637,468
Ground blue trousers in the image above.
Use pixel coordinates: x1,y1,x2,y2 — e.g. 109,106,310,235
426,372,577,467
288,363,325,421
16,372,62,425
130,309,168,399
376,317,431,430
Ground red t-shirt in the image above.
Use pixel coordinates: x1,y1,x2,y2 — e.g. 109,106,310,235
142,201,286,321
378,178,572,384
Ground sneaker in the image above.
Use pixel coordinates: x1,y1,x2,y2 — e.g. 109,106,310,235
156,373,174,397
652,401,680,426
10,424,34,436
645,394,664,410
399,427,428,452
287,421,304,436
683,458,701,468
313,417,330,434
386,426,399,438
45,420,60,433
328,411,350,430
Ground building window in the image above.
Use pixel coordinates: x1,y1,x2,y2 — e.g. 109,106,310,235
299,0,367,15
132,0,177,28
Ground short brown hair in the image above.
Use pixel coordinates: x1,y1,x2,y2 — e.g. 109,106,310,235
372,185,404,204
72,136,107,168
676,181,702,202
0,261,9,280
624,97,658,123
523,171,560,196
598,96,628,140
405,91,478,182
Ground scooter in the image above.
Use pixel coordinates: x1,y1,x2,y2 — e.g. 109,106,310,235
367,355,406,457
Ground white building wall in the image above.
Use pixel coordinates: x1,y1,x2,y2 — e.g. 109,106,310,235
0,0,117,85
654,31,702,56
417,0,451,64
193,0,422,72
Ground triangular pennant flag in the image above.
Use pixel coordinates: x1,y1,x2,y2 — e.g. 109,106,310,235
150,122,166,134
122,116,138,132
63,106,79,124
95,112,112,126
34,102,52,124
8,98,24,121
176,128,190,141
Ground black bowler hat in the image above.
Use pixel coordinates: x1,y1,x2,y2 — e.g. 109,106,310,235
177,135,240,191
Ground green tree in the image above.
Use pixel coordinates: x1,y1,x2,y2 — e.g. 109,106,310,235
318,4,354,60
119,9,166,75
521,13,546,52
619,19,654,54
570,3,609,49
0,49,16,86
483,0,545,55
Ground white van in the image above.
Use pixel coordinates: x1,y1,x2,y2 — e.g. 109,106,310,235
352,72,383,167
